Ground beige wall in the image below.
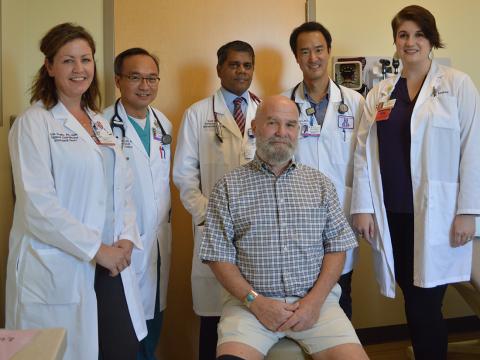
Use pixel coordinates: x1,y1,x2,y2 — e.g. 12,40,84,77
315,0,479,328
317,0,480,87
0,0,104,326
0,0,477,355
113,1,304,358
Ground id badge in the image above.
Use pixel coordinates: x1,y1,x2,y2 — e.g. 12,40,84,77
375,99,396,122
93,121,115,145
308,124,322,136
338,115,354,129
244,144,256,160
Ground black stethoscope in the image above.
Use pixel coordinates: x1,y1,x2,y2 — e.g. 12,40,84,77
110,98,172,145
213,92,261,143
290,81,349,117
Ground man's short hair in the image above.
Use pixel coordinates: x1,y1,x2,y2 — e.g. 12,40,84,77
217,40,255,67
114,47,160,75
289,22,332,55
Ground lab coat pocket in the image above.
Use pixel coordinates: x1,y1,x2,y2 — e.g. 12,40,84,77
330,129,354,165
131,234,148,275
430,96,459,130
158,223,172,265
426,181,458,245
158,223,172,284
20,246,81,305
427,96,461,177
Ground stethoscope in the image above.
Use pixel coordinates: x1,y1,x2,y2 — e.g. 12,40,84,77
290,81,349,118
110,98,172,145
213,92,261,143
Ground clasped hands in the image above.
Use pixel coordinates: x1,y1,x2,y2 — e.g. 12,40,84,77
249,294,321,333
94,239,134,277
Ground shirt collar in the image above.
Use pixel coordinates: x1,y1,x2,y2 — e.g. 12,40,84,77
303,81,330,105
251,154,297,176
220,87,248,106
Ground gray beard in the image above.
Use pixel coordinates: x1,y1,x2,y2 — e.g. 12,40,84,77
255,136,297,166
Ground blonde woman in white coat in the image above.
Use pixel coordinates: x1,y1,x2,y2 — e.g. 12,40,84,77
6,23,146,360
352,6,479,360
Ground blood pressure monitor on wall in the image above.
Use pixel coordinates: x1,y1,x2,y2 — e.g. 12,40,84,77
333,56,451,98
333,56,396,96
333,61,363,91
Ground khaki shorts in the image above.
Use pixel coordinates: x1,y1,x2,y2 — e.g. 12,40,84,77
217,284,360,355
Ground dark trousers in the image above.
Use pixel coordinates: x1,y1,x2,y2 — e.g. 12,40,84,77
137,247,163,360
95,265,139,360
199,316,220,360
387,212,448,360
338,271,353,319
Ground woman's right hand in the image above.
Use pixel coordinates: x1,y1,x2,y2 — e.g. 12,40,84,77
94,244,129,277
352,213,376,244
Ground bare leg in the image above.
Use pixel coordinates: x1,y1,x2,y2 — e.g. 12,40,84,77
217,341,264,360
311,343,369,360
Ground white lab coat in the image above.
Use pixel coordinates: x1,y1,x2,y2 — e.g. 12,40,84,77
103,101,172,317
285,80,365,274
173,89,259,315
6,101,147,360
351,61,480,298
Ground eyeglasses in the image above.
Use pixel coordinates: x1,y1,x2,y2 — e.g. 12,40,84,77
120,74,160,85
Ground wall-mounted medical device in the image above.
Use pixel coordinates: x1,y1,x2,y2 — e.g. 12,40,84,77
333,56,451,98
333,61,363,91
333,56,398,97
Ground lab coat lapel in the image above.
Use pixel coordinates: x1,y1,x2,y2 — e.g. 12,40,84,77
148,107,159,160
214,90,243,139
328,79,341,104
326,78,342,120
118,100,150,159
52,102,101,154
414,61,442,109
293,82,312,118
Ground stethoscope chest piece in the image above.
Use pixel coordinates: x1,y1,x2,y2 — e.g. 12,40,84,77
161,134,172,145
338,103,349,114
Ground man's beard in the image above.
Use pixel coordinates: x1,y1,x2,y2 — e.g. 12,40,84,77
255,135,297,166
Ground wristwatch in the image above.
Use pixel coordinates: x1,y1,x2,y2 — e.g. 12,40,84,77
243,289,258,308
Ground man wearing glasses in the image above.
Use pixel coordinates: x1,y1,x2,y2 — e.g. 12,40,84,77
104,47,172,360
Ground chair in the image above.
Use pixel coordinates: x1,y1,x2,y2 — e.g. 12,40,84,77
265,338,312,360
447,238,480,355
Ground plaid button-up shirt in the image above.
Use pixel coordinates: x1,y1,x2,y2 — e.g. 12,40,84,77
199,156,357,298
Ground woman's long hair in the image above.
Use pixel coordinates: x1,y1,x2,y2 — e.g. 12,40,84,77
30,23,101,112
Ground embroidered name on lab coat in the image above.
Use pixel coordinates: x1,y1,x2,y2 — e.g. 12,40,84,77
49,132,79,142
203,118,216,129
122,138,134,149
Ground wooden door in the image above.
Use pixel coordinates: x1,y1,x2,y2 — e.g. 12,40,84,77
114,1,305,358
